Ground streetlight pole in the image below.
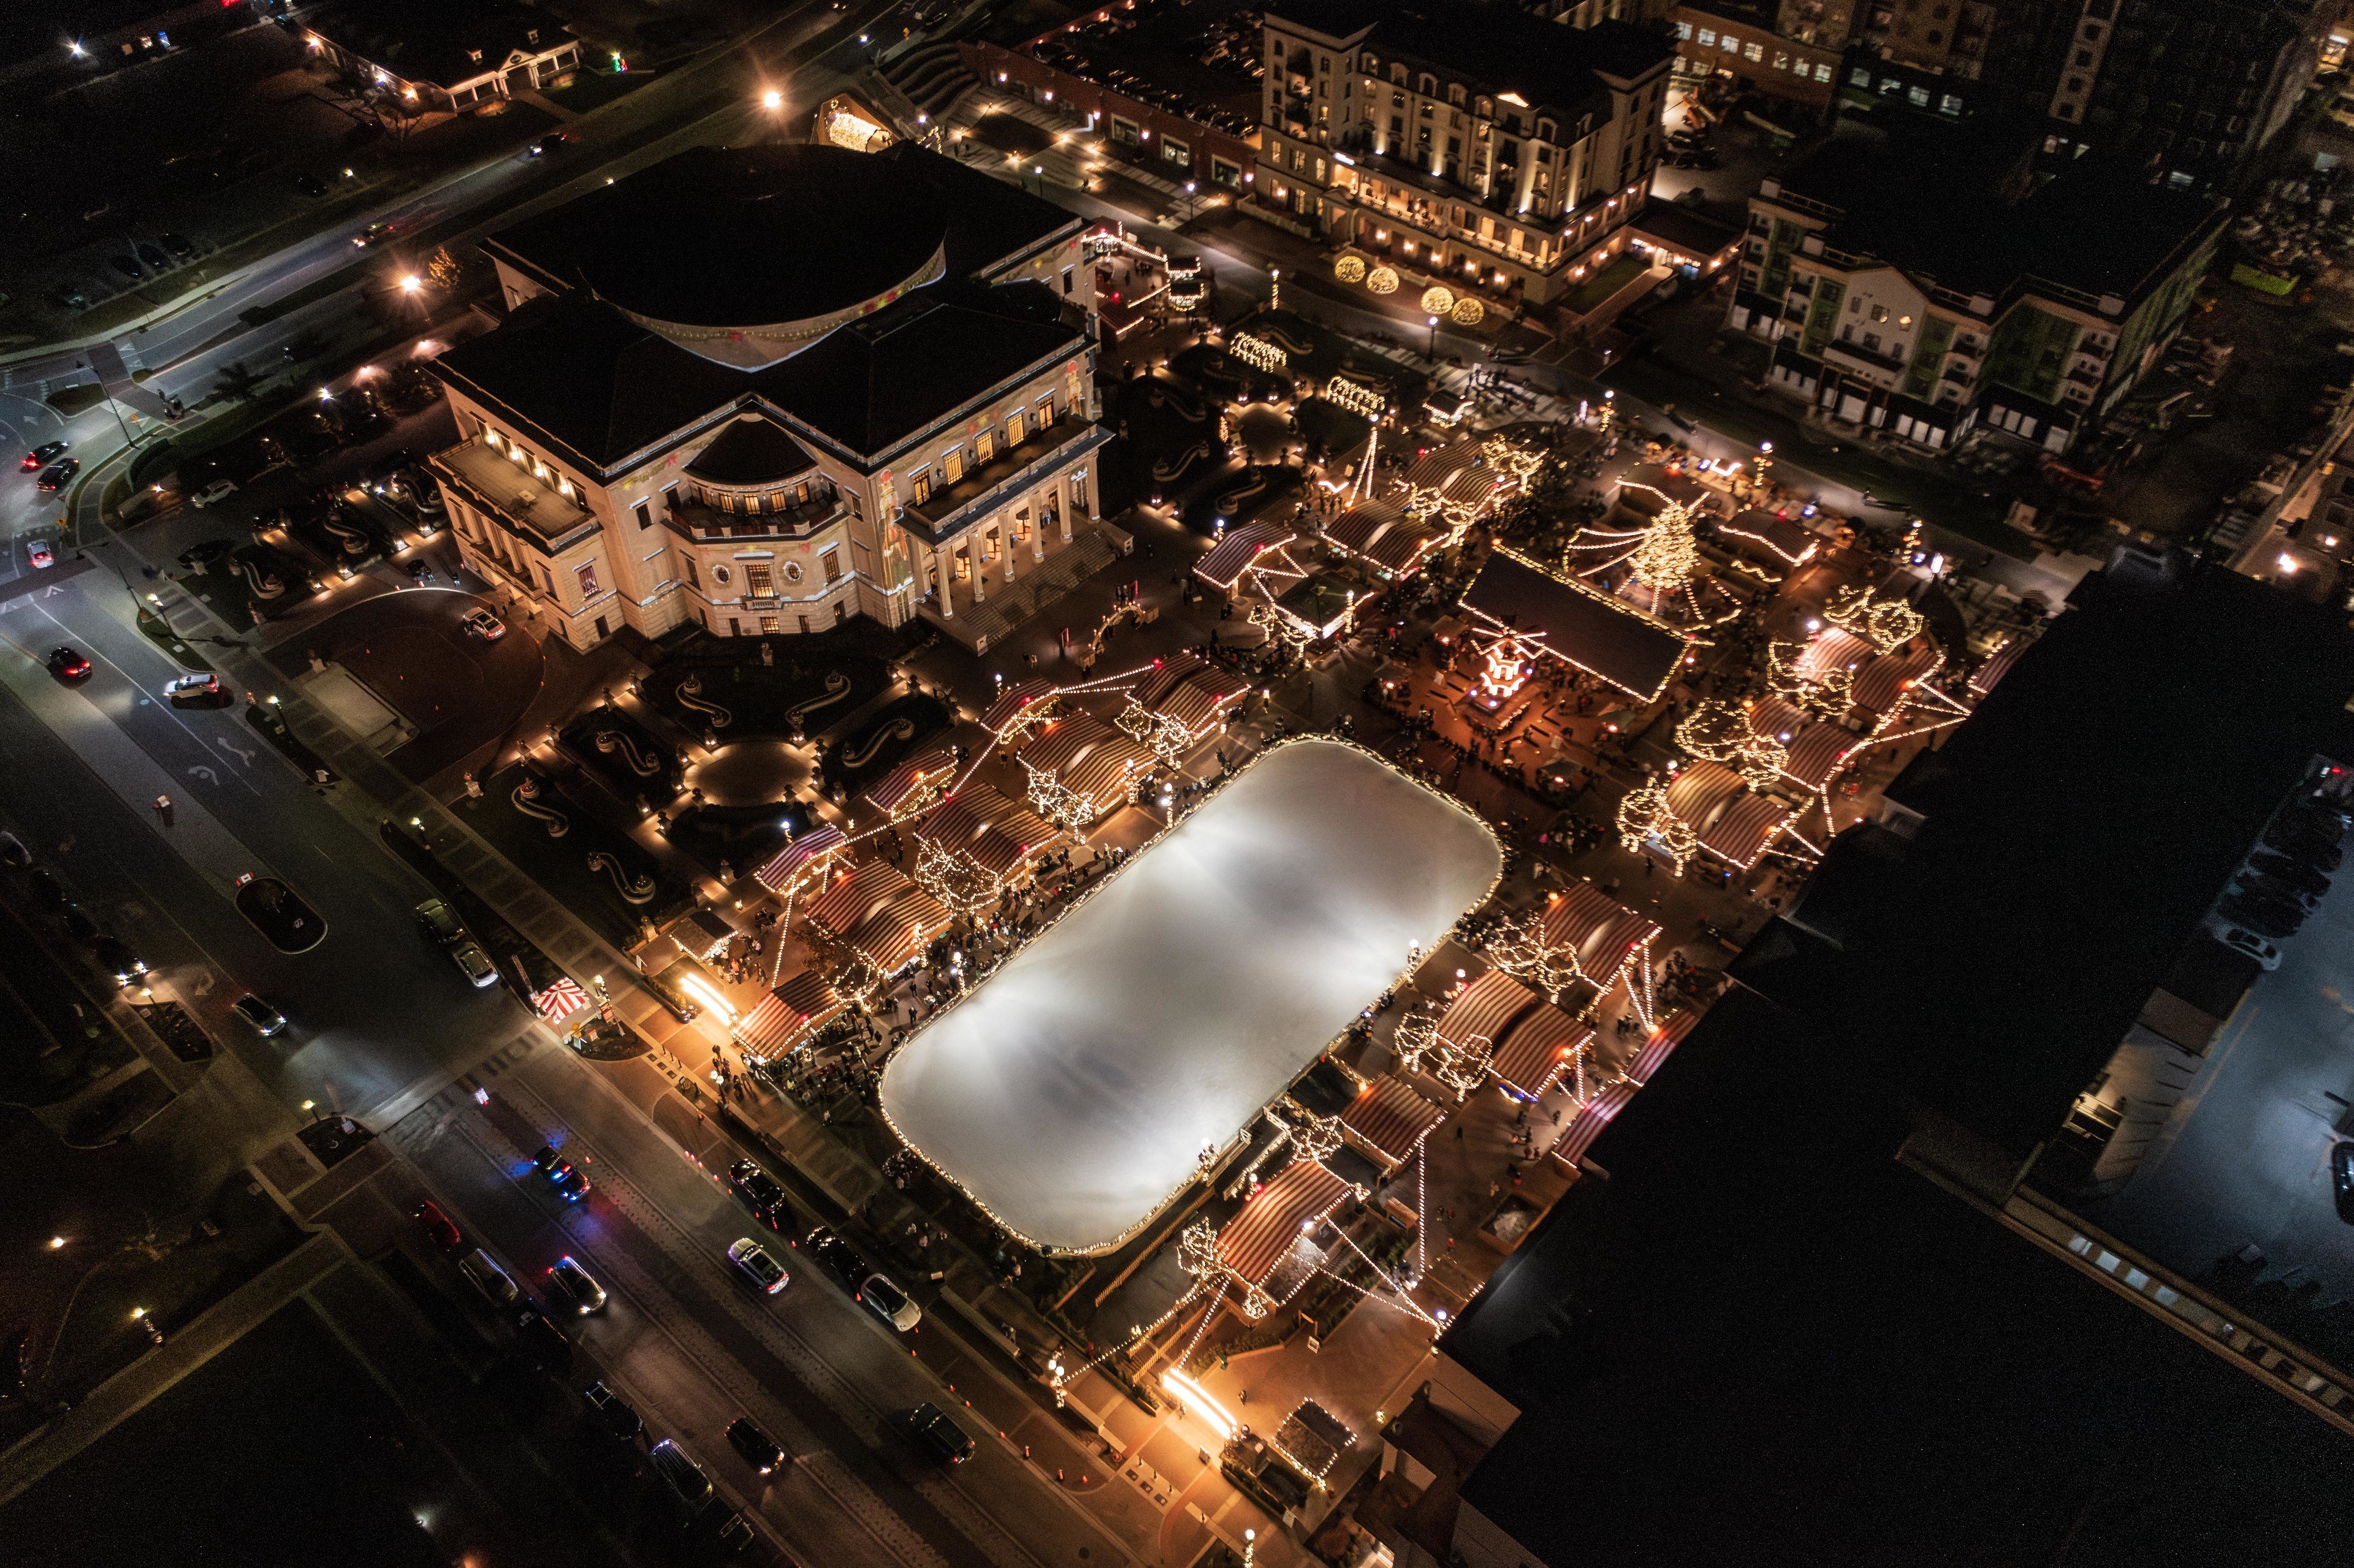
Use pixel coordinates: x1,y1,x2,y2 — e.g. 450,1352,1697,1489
1426,313,1439,359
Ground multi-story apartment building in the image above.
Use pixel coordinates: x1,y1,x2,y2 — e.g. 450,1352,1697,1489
1667,5,1845,115
2041,0,2335,192
1729,120,2223,453
302,0,582,113
1256,0,1673,314
427,142,1111,656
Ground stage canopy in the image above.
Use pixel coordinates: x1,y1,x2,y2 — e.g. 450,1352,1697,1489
878,739,1500,1252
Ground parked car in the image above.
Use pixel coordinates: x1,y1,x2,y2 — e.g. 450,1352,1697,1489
91,935,147,985
2334,1141,2354,1224
160,232,195,259
729,1159,789,1230
26,539,53,570
546,1255,608,1314
461,606,506,640
2219,892,2301,940
2264,819,2344,869
0,831,29,869
231,994,288,1036
30,867,66,910
2214,926,2283,971
189,478,238,508
650,1439,715,1515
2234,871,2317,910
727,1238,788,1295
2247,849,2329,899
858,1272,921,1332
527,131,576,156
459,1249,520,1306
415,897,465,944
725,1417,785,1475
449,939,498,988
532,1144,591,1202
45,646,90,681
583,1380,643,1442
513,1298,572,1369
36,459,80,492
413,1200,464,1253
164,672,230,709
135,242,169,272
801,1224,865,1290
177,538,236,570
20,441,66,471
64,905,101,943
904,1403,973,1465
110,254,142,281
294,172,329,197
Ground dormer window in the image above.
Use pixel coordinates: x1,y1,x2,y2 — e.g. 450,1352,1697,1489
525,27,539,44
467,48,482,63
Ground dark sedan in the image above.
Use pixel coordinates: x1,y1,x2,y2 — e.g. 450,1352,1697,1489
36,459,80,492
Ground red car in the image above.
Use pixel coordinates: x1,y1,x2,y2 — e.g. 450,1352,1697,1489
412,1200,464,1253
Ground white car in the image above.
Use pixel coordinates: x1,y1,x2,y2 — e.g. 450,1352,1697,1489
461,607,506,641
188,479,238,508
26,539,53,569
2215,925,2282,970
858,1271,921,1331
728,1238,788,1295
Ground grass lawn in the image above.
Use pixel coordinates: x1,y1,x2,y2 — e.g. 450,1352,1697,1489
1566,252,1653,315
645,647,891,742
543,68,652,114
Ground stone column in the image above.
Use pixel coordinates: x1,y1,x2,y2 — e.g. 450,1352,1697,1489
1030,501,1046,563
1000,522,1016,583
970,538,986,603
932,542,956,618
1059,476,1074,542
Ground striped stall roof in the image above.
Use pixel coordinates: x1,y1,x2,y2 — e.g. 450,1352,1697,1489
1550,1080,1638,1167
1699,793,1792,870
1539,884,1659,980
1436,969,1539,1050
1153,666,1246,734
968,782,1058,852
1134,652,1209,710
1792,628,1874,682
754,823,847,891
1712,508,1818,568
1195,523,1292,590
1018,712,1121,775
1362,518,1445,576
1626,1010,1697,1086
842,887,951,973
1664,760,1748,825
981,679,1057,733
1401,436,1491,493
1491,1003,1594,1099
866,747,958,816
1970,635,2027,697
1217,1159,1354,1287
1341,1075,1447,1165
1781,724,1856,791
733,970,844,1061
1851,645,1941,717
1066,733,1155,805
1325,499,1405,556
807,858,910,935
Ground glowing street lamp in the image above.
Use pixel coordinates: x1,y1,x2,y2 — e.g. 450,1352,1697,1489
398,275,422,295
760,88,783,112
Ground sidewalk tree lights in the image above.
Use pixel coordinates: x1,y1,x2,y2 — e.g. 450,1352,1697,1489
1023,763,1094,835
1617,777,1701,876
914,837,994,918
1115,698,1191,767
1675,699,1789,792
1483,909,1589,998
1823,584,1926,652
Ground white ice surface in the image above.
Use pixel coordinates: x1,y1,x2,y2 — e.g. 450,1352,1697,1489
878,740,1500,1252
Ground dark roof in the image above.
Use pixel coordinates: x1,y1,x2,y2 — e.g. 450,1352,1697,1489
310,0,568,90
1267,2,1668,113
435,282,1084,471
1627,199,1743,260
1459,551,1687,702
1774,118,2224,304
685,415,817,485
489,144,1077,341
489,145,949,332
1441,986,2354,1568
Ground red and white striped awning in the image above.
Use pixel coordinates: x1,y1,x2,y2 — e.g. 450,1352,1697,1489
534,977,592,1021
1217,1159,1354,1288
732,970,844,1061
755,824,847,891
1626,1010,1697,1086
1851,645,1941,717
866,747,957,816
1538,884,1659,983
1490,1004,1592,1100
1550,1080,1637,1168
1435,968,1537,1050
981,679,1057,733
843,888,952,974
807,858,911,935
1194,524,1292,590
1341,1075,1446,1167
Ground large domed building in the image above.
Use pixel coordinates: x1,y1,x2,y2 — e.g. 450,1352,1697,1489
427,141,1111,653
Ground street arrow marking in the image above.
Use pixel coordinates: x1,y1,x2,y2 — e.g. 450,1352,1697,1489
187,764,218,785
216,737,254,766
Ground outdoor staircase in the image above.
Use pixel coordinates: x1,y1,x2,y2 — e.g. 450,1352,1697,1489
875,41,980,125
923,526,1124,653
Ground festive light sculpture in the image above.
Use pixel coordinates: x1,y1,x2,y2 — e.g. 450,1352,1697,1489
1420,285,1457,316
1431,1033,1493,1102
1617,778,1701,876
1450,297,1485,326
1767,637,1855,720
1483,909,1588,998
1390,1002,1443,1075
1024,764,1095,834
1288,1113,1344,1166
1335,254,1368,284
1325,376,1385,419
1230,332,1288,374
1824,584,1926,652
915,836,994,918
1675,699,1788,791
1628,499,1701,594
1116,697,1194,766
1366,266,1400,295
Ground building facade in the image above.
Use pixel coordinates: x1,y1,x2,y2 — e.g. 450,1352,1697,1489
302,0,582,112
1729,124,2224,452
1668,6,1843,114
428,143,1109,655
1255,0,1673,314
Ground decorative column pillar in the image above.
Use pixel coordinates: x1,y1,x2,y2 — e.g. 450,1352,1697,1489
1059,477,1074,542
933,542,955,618
970,538,987,603
1001,520,1017,583
1031,500,1046,563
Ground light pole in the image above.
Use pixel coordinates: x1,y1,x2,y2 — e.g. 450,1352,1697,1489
1426,313,1439,359
1756,439,1774,491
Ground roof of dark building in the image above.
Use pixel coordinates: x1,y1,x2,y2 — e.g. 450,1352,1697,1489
1627,199,1743,259
685,415,817,485
1267,2,1668,108
435,281,1083,471
309,0,569,89
1439,983,2354,1567
1773,117,2223,303
489,144,1076,340
1459,550,1688,702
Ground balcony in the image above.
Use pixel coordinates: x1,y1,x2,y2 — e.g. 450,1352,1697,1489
429,438,596,554
1822,337,1908,377
900,414,1111,547
665,492,847,544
